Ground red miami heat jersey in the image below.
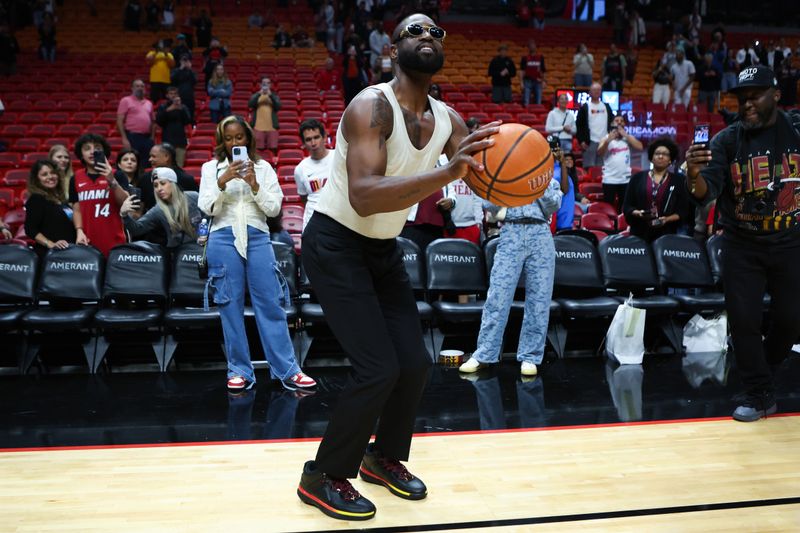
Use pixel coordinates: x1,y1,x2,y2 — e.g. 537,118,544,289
72,170,126,257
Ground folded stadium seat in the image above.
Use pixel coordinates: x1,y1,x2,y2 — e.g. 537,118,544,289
517,112,537,126
20,246,105,373
2,170,27,188
0,124,27,139
107,138,124,152
551,235,620,355
282,214,303,234
277,149,304,166
44,111,70,124
484,236,564,357
301,110,324,121
96,112,118,124
0,153,19,169
598,234,682,353
616,213,628,232
527,104,547,114
651,234,725,316
56,124,83,138
587,166,603,182
82,124,110,137
58,100,82,112
22,152,51,163
192,123,217,137
0,244,37,369
70,111,96,125
0,187,17,214
277,165,295,183
588,229,608,242
587,201,619,220
280,182,301,203
278,136,301,150
426,238,486,358
188,137,214,150
454,102,478,115
7,100,30,112
92,242,168,373
277,112,300,125
81,100,105,112
581,212,615,233
492,112,514,122
161,243,223,371
184,150,210,166
467,92,488,103
3,208,25,232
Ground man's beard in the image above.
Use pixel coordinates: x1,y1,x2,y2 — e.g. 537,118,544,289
741,107,774,130
397,46,444,75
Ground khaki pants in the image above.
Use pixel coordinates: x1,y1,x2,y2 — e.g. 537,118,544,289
175,147,186,168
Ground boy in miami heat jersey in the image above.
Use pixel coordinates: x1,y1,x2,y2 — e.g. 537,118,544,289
69,134,130,256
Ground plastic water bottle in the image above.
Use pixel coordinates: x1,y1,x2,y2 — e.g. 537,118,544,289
197,218,209,245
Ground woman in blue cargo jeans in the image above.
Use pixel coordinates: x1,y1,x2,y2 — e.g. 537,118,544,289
198,115,316,392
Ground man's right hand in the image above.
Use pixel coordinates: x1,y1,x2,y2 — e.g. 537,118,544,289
685,143,712,180
122,138,131,150
446,121,500,179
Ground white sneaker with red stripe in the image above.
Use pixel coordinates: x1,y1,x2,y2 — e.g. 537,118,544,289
283,372,317,391
227,376,254,391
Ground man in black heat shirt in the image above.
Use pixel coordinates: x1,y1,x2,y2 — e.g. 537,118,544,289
686,65,800,422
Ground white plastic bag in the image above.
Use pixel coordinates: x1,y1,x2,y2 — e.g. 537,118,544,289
682,313,728,354
605,295,646,365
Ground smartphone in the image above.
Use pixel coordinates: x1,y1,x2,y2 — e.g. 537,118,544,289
92,149,107,169
231,146,249,176
128,186,142,210
693,124,710,147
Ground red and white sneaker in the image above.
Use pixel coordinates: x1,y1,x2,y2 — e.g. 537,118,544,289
227,376,254,391
283,372,317,391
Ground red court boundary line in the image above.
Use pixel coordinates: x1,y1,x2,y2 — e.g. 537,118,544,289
2,412,798,454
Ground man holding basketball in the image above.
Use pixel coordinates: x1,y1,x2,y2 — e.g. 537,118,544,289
297,13,499,520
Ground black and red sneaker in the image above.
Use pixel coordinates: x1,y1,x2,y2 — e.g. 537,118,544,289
359,443,427,500
297,461,376,521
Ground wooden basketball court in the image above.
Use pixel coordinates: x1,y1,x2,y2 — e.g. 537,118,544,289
2,415,799,532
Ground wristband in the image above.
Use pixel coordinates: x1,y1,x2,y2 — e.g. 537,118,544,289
75,227,83,231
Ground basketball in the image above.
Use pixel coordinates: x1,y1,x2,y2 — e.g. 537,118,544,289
464,123,555,207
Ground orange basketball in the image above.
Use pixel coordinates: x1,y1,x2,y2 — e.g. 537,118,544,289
464,123,555,208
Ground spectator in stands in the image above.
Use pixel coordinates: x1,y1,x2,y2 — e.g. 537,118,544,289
488,44,516,104
161,1,175,30
778,57,800,107
670,49,696,111
294,119,333,230
623,138,689,242
628,10,645,47
573,44,594,88
401,187,453,252
0,24,20,76
721,48,739,93
766,41,785,71
171,55,196,123
70,134,129,257
121,167,200,249
273,24,292,49
171,33,191,60
564,151,591,213
323,0,336,52
317,57,341,92
697,53,722,113
194,10,213,48
123,0,142,32
625,48,638,84
736,41,759,69
248,11,264,30
115,148,143,193
146,40,175,103
156,86,191,166
443,178,483,245
37,12,56,62
598,114,642,210
144,0,160,32
661,41,677,69
545,93,576,152
687,6,701,41
48,144,74,197
520,40,546,106
207,63,232,124
375,43,393,83
117,79,155,160
248,77,281,154
198,115,316,392
602,44,627,95
652,61,672,109
25,160,75,256
550,147,574,232
611,0,627,45
576,82,614,168
343,44,367,105
148,143,197,194
292,25,313,48
531,0,545,30
460,153,565,377
202,37,228,87
368,21,390,70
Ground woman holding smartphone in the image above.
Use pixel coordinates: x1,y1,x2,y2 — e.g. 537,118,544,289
198,115,316,392
25,160,76,257
622,137,690,242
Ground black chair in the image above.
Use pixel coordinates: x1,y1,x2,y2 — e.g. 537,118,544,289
162,242,223,372
484,236,563,357
93,242,168,372
21,245,105,372
397,237,435,355
552,235,620,355
598,234,681,352
426,238,486,357
652,234,725,315
0,244,38,370
555,228,599,247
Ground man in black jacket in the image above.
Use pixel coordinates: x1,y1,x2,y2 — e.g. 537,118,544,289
487,44,516,104
170,55,197,123
686,65,800,422
576,82,614,168
156,87,191,167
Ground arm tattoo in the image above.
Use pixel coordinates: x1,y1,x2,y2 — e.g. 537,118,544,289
398,187,421,200
370,95,393,150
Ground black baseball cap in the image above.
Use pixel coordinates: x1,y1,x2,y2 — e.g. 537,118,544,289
731,65,778,93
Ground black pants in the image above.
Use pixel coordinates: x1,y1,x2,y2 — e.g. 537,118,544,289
721,235,800,394
602,183,627,212
125,131,154,160
302,213,432,479
150,82,168,104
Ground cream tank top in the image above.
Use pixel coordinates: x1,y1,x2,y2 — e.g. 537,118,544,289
314,83,453,239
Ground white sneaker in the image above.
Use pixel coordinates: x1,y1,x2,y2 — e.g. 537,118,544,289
459,357,486,373
520,362,538,376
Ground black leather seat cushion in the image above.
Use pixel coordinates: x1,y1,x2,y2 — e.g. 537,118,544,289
94,308,163,328
673,293,726,312
431,301,485,323
244,304,298,322
22,307,96,329
557,296,620,318
0,308,29,329
612,295,680,313
300,303,325,321
164,307,221,327
416,301,433,320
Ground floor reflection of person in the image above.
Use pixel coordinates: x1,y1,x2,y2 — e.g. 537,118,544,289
461,371,546,430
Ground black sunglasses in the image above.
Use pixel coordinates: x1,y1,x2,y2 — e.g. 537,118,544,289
397,23,446,42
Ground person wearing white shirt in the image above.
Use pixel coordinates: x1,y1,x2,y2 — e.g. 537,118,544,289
545,93,576,152
597,114,643,210
198,115,316,393
368,21,390,69
576,82,614,168
294,119,333,229
670,49,696,111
